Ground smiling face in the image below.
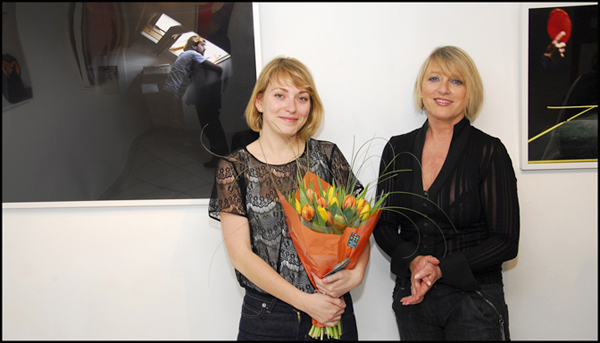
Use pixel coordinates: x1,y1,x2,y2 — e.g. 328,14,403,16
255,78,311,138
420,61,467,125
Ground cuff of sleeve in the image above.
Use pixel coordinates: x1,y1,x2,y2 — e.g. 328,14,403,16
438,252,479,291
390,243,418,279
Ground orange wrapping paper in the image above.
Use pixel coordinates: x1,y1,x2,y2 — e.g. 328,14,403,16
276,171,382,329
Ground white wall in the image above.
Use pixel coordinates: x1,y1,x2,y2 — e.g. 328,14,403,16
2,3,598,340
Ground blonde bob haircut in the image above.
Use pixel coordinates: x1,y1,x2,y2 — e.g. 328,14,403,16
245,57,324,139
414,46,484,121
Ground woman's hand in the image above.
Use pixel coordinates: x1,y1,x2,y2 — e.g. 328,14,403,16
300,292,346,327
401,255,442,305
312,243,371,299
312,268,361,299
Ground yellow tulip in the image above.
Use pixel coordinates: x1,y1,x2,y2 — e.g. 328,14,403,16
356,198,366,213
317,206,328,223
359,202,371,220
294,198,302,214
327,187,336,201
329,196,339,207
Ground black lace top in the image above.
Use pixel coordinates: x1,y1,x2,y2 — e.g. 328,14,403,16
209,138,363,294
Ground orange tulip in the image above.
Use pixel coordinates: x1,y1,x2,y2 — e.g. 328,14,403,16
301,204,315,221
334,214,347,230
305,188,315,203
316,195,328,208
342,195,357,210
325,209,333,226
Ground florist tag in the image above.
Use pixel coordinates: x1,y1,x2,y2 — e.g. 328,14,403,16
347,232,360,248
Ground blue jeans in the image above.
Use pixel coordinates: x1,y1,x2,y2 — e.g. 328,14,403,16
392,280,510,340
237,289,358,341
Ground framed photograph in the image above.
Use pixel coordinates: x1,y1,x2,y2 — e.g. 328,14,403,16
2,3,34,111
2,2,262,206
520,2,597,170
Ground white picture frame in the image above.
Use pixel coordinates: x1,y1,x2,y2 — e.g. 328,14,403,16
2,2,262,208
519,2,597,170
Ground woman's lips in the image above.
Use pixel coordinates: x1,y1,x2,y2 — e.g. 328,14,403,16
434,98,453,106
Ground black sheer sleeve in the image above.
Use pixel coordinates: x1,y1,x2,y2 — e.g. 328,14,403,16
326,143,364,196
373,136,417,277
459,137,520,271
208,154,247,221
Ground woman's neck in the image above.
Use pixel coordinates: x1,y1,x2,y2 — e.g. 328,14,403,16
257,134,306,165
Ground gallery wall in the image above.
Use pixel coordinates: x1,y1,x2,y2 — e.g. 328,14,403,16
2,2,598,340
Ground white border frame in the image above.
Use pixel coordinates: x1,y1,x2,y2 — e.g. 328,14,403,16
2,2,262,210
520,2,598,171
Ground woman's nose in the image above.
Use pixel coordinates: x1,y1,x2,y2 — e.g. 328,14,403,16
437,81,450,94
285,99,296,113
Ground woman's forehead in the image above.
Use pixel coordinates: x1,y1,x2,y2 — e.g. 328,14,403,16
426,59,461,78
268,75,308,92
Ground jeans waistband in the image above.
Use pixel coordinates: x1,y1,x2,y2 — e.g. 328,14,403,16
244,288,352,303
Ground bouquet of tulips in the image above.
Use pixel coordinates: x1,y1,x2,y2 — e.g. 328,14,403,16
276,170,387,340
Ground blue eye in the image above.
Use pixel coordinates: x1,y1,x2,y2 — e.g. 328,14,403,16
451,79,463,85
428,76,439,82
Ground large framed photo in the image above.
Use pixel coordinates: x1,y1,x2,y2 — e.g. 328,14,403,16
520,2,597,170
2,3,261,206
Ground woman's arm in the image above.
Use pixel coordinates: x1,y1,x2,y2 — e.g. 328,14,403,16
220,212,345,327
436,138,520,291
312,242,371,299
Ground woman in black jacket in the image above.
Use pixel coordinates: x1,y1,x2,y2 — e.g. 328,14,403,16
374,46,520,341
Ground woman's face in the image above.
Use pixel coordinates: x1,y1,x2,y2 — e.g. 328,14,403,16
421,61,467,125
255,78,311,138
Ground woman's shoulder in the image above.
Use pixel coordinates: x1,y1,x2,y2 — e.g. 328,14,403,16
216,148,251,169
309,137,334,146
307,138,339,152
387,127,421,147
469,126,505,147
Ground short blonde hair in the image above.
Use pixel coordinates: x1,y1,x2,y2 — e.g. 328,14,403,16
245,57,324,139
184,35,205,51
414,46,484,121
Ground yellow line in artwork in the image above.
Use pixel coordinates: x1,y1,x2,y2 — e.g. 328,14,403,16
546,105,598,109
528,105,597,143
528,159,598,164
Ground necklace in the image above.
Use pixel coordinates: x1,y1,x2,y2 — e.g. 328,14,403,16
258,137,272,169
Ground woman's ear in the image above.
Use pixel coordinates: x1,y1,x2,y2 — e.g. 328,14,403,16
255,96,263,113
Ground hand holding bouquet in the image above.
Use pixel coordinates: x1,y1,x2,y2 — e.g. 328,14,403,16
277,171,387,340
